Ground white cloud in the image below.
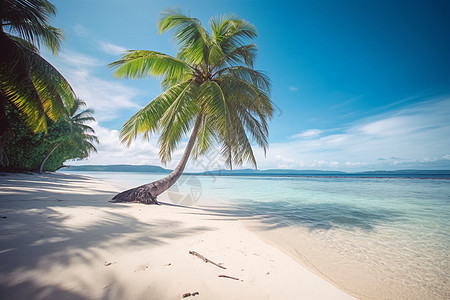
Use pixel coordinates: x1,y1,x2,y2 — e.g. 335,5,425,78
69,122,165,165
71,97,450,172
69,122,214,172
98,41,127,56
358,115,426,137
45,50,141,122
56,51,449,174
73,24,88,37
58,50,101,67
344,161,367,167
254,97,450,171
291,129,323,139
273,155,304,169
43,49,216,171
288,86,298,91
330,96,362,110
329,161,339,167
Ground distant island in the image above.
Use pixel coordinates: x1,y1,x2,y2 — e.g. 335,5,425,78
196,168,450,176
62,165,450,178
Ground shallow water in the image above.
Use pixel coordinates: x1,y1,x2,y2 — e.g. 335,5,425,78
61,171,450,299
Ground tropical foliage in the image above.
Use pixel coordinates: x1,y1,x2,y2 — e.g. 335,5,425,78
0,0,75,136
110,8,273,169
38,98,98,172
0,0,95,171
2,99,98,172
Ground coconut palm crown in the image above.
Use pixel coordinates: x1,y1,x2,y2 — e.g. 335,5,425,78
109,9,273,204
59,97,98,161
38,98,98,173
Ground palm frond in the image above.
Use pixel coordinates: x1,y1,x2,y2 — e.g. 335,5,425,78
197,81,238,168
220,74,273,116
109,50,193,80
210,13,238,44
71,106,95,119
210,15,257,52
25,43,75,120
0,76,47,132
158,8,213,65
216,66,271,95
68,98,86,114
217,44,257,68
65,98,98,155
229,109,258,168
82,133,99,145
70,99,95,124
1,0,63,54
199,80,233,135
0,35,75,132
160,71,193,90
191,114,217,159
76,123,96,135
220,75,272,153
119,81,191,146
0,35,47,131
158,82,199,162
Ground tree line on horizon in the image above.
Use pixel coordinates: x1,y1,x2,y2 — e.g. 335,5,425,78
0,0,97,172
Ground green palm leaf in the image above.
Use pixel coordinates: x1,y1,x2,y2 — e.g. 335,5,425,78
0,0,63,54
158,82,199,162
210,14,257,50
109,50,193,80
191,114,217,159
1,1,73,137
119,81,191,146
158,8,223,66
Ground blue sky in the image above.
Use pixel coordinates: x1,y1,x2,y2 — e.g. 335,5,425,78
41,0,450,171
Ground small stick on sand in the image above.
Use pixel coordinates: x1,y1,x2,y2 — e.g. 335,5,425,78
218,275,240,281
189,251,226,269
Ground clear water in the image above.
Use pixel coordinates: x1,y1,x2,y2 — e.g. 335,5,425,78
60,170,450,299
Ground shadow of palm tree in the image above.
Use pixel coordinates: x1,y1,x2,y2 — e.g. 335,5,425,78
172,199,404,232
0,173,213,299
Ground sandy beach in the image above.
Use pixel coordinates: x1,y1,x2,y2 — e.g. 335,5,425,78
0,172,356,299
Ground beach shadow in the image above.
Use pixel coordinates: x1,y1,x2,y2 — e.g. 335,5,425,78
0,173,214,299
0,281,87,300
181,200,404,232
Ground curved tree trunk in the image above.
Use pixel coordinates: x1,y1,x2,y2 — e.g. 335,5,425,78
39,141,61,173
111,115,203,205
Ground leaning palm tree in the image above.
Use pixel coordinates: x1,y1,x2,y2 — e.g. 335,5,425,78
0,0,75,138
110,9,273,204
39,98,98,173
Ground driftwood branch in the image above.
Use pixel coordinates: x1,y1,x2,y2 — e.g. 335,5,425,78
189,251,226,269
218,274,240,280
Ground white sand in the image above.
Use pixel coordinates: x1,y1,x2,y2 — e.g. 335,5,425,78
0,172,356,299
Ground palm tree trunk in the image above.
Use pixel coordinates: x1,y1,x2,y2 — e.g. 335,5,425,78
111,115,203,205
39,142,61,173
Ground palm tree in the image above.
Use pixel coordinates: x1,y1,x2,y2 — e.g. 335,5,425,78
110,9,273,204
0,0,75,164
39,98,98,173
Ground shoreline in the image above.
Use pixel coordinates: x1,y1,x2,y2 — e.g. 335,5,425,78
240,219,356,296
0,172,355,299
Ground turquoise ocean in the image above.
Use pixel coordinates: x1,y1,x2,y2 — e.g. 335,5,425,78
60,170,450,299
